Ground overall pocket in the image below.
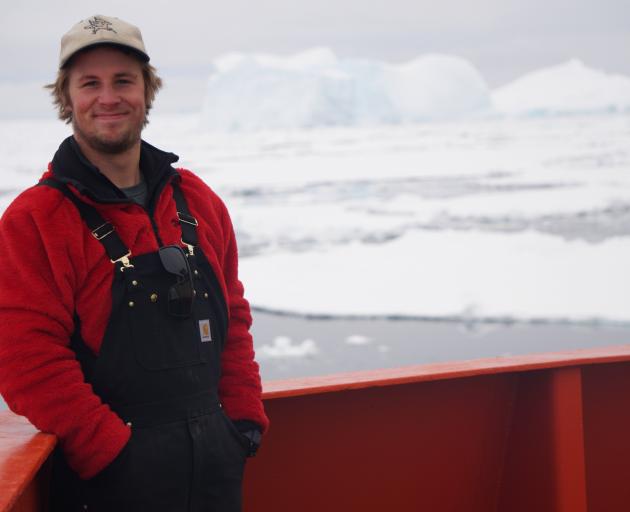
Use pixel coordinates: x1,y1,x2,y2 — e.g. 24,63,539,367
127,266,203,371
129,303,203,370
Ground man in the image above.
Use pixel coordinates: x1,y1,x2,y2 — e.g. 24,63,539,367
0,15,268,511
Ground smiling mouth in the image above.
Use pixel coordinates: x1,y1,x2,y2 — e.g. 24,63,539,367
94,112,129,120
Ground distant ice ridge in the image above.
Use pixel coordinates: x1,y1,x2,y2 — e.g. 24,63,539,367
492,59,630,116
199,50,630,130
200,48,492,130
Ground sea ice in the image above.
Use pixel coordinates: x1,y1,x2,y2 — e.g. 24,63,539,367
239,230,630,323
257,336,319,359
345,335,373,345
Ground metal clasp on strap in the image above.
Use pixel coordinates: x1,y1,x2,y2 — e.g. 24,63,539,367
111,251,134,271
177,212,198,227
92,222,114,240
182,240,195,256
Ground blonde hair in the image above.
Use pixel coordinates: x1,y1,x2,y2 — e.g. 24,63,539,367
45,50,162,126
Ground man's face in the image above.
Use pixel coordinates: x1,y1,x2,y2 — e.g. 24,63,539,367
66,46,146,155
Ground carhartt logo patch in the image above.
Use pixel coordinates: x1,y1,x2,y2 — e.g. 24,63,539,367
199,319,212,342
84,16,117,35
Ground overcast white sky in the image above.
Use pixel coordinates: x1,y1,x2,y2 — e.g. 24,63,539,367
3,0,629,82
1,0,628,116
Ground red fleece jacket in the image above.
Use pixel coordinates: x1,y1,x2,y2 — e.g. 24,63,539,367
0,163,268,479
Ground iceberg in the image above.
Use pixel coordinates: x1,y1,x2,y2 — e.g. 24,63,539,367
384,54,491,122
199,51,630,130
199,48,492,130
492,59,630,116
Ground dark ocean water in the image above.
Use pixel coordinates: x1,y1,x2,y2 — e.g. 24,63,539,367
250,311,630,381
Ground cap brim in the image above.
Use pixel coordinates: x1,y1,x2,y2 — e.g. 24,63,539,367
61,42,150,68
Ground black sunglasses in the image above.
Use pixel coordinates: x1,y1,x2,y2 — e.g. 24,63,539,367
158,245,195,318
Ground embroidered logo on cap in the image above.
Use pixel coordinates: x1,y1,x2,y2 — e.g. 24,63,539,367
199,319,212,342
84,16,117,35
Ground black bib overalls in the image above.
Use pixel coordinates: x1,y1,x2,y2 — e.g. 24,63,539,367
45,180,250,512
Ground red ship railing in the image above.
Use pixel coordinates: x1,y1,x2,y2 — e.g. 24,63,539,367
0,413,55,512
3,344,630,511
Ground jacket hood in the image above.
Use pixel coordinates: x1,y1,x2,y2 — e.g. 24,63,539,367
50,136,180,205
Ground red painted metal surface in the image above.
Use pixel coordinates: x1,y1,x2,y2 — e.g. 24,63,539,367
496,367,588,511
582,362,630,509
244,345,630,512
262,344,630,399
0,413,55,512
2,344,630,511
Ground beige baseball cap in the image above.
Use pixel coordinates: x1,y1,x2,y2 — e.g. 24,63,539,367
59,15,149,68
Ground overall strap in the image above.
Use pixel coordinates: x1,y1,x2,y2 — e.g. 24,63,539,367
38,178,133,269
171,181,199,256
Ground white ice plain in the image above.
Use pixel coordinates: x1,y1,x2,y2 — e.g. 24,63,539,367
181,115,628,325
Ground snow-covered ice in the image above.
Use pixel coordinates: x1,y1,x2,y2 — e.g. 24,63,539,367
240,230,629,322
154,114,627,325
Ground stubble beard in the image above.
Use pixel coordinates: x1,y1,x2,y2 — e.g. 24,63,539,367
72,115,145,155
